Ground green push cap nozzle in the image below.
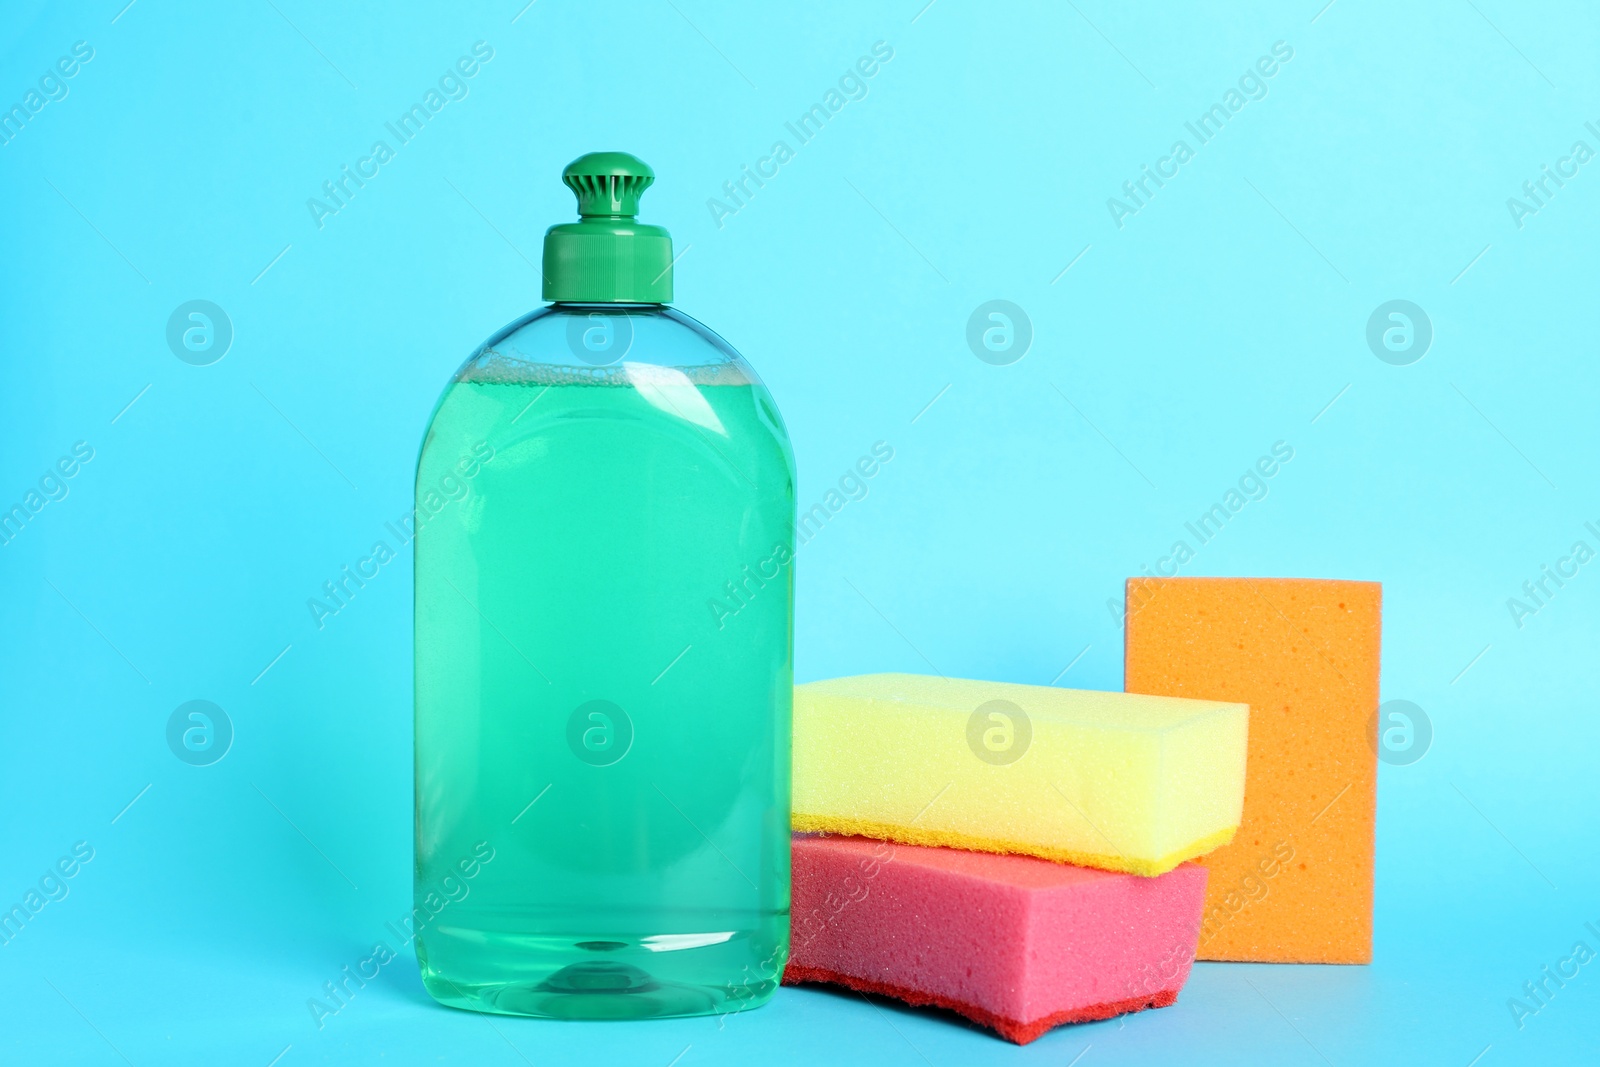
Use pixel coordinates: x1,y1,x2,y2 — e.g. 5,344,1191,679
542,151,674,304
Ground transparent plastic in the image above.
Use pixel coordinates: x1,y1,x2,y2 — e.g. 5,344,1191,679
413,304,796,1019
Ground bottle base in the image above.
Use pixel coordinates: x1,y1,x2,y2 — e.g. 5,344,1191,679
416,924,784,1020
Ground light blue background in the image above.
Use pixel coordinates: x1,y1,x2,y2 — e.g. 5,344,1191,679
3,1,1597,1063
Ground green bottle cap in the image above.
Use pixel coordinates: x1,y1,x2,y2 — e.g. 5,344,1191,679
542,151,673,304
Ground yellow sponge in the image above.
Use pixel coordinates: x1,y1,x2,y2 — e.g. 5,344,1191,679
792,674,1248,876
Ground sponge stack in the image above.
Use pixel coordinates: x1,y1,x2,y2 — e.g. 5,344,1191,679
791,673,1249,877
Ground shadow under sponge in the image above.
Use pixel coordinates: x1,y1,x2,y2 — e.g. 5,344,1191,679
783,834,1209,1044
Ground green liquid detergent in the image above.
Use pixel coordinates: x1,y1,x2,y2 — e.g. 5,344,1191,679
413,154,796,1019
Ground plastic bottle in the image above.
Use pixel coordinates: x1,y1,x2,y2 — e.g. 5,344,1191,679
413,152,795,1019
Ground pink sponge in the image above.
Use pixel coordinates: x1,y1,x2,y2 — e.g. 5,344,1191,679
783,834,1208,1044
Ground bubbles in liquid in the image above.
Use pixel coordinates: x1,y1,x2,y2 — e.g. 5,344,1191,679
462,351,756,388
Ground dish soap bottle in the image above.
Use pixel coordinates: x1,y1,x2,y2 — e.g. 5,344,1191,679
413,152,796,1019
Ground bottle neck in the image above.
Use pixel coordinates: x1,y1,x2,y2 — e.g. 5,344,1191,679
549,302,667,309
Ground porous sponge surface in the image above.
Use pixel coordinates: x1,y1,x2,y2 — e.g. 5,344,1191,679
792,674,1247,876
784,834,1209,1044
1123,576,1380,964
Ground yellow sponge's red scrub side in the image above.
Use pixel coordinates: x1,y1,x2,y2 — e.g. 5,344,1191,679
1124,576,1380,964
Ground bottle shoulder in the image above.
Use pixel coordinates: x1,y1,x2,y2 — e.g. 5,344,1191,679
419,305,794,480
459,304,757,386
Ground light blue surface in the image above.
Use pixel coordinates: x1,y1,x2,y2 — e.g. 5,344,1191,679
3,1,1597,1063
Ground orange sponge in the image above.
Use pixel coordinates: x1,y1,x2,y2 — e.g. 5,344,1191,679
1123,577,1380,964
